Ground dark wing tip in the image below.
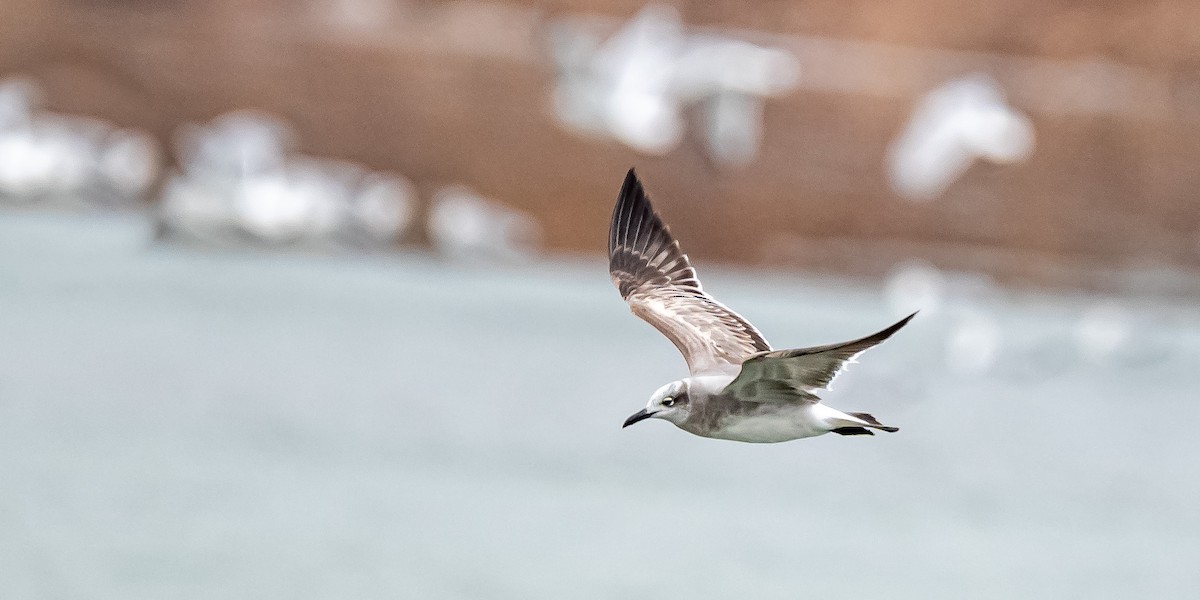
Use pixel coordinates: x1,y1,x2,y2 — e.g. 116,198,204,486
619,169,641,209
891,310,918,332
892,310,919,333
761,310,916,362
860,311,918,346
607,168,705,299
610,168,648,255
609,167,673,266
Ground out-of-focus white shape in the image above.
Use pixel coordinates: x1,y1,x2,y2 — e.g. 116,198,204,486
176,110,294,181
233,174,319,242
592,4,686,154
885,260,945,316
0,77,38,130
45,117,107,194
159,175,229,226
428,186,541,261
350,173,415,243
0,81,75,198
286,158,359,238
0,115,100,198
673,35,799,97
888,74,1035,201
945,309,1001,374
1075,301,1132,364
97,128,159,197
0,77,160,204
163,111,297,242
160,110,413,249
703,89,764,167
0,129,57,198
549,4,798,164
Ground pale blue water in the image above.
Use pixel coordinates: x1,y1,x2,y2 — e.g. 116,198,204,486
2,212,1198,599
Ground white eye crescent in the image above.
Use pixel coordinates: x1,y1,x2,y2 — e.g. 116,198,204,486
662,397,675,407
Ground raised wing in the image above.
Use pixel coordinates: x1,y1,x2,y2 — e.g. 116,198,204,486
723,312,917,402
608,169,770,375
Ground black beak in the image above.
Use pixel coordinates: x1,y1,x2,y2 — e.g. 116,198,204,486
622,408,655,428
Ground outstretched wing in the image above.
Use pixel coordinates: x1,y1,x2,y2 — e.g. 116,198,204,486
608,169,770,376
723,312,917,403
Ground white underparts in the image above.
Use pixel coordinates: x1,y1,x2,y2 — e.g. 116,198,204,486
706,402,866,443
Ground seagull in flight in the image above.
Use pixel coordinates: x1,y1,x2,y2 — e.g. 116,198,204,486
610,169,915,442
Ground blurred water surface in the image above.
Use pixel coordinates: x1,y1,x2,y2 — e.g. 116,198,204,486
1,212,1198,599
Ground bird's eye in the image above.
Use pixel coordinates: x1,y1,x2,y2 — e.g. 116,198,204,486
662,397,675,407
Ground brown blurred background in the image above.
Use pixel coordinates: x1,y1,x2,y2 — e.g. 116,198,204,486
3,0,1199,291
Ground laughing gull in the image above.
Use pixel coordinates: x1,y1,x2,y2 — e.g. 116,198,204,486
610,169,915,442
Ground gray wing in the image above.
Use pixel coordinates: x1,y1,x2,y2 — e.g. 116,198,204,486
608,169,770,376
723,312,917,403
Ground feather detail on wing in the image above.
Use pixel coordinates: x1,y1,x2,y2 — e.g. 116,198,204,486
723,312,918,403
608,169,770,376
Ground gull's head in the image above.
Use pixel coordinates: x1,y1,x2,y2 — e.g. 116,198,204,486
623,380,690,428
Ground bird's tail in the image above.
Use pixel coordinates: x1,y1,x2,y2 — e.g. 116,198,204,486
831,411,899,436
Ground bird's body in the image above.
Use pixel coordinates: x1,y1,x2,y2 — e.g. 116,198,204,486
668,376,851,442
634,372,900,443
609,169,914,443
698,403,850,444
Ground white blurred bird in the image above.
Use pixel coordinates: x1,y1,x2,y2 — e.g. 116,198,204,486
159,110,412,247
549,4,797,165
